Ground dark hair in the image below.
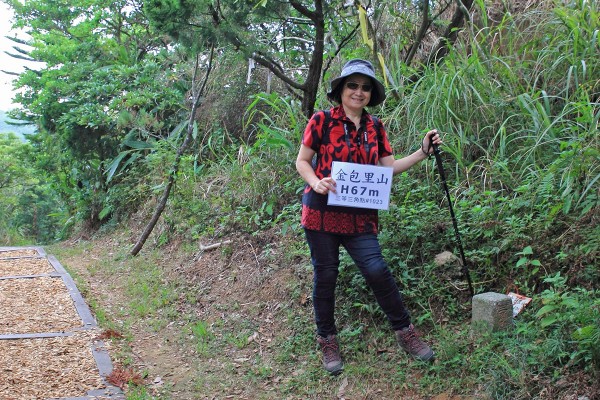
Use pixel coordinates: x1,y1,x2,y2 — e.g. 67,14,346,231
328,77,345,104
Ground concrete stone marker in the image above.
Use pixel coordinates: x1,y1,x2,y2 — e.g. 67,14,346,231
472,292,514,333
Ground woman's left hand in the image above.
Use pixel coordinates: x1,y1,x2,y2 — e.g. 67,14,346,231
422,129,442,156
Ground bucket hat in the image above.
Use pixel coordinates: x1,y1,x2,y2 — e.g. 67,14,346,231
327,59,386,107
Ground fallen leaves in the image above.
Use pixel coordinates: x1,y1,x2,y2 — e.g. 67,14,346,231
0,277,81,334
0,251,111,399
0,249,39,258
97,328,124,340
0,331,104,398
105,366,144,390
0,257,54,277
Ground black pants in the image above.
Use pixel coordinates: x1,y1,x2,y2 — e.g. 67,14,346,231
304,229,411,336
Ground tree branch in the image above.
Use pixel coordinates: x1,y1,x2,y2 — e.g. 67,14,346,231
405,0,431,66
251,52,304,91
406,0,475,84
4,36,29,46
4,51,36,62
428,0,474,64
289,0,316,21
1,70,20,77
322,24,359,80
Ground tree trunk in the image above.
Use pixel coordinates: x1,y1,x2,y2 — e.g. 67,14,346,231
301,8,325,118
291,0,326,118
130,48,214,256
407,0,475,84
428,0,475,64
406,0,431,66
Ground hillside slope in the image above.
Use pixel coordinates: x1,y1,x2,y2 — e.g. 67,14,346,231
48,226,599,400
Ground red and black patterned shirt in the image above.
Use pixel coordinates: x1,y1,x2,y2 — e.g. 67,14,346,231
301,105,393,234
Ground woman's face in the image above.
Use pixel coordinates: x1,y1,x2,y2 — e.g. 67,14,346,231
341,74,372,112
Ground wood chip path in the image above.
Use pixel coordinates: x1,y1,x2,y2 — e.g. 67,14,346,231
0,247,123,400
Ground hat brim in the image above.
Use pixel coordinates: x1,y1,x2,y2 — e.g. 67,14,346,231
327,73,386,107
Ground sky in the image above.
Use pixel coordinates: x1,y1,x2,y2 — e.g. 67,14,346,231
0,3,30,111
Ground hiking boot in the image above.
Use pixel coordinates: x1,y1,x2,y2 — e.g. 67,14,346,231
317,334,343,375
395,324,435,362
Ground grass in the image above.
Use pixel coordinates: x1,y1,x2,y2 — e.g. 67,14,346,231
188,319,213,355
40,229,600,400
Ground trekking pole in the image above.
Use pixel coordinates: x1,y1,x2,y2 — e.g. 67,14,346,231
429,136,475,297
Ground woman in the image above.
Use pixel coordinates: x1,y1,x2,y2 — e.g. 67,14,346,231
295,59,440,375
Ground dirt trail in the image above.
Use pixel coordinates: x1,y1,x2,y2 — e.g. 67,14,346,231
52,232,316,399
45,232,482,399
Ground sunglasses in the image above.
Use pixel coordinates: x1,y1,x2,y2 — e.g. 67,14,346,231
344,81,372,92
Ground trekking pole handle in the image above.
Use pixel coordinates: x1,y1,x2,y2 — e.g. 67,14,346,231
429,131,441,154
428,132,446,181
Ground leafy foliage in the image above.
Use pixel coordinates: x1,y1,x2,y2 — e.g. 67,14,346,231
0,133,68,243
5,0,189,228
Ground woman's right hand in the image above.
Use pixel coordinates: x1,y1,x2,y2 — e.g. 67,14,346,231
296,144,336,194
312,177,337,195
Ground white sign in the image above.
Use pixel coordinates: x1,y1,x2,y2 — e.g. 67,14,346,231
327,161,393,210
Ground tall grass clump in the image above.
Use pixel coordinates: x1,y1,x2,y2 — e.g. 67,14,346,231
159,91,307,240
378,0,598,300
224,92,306,232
